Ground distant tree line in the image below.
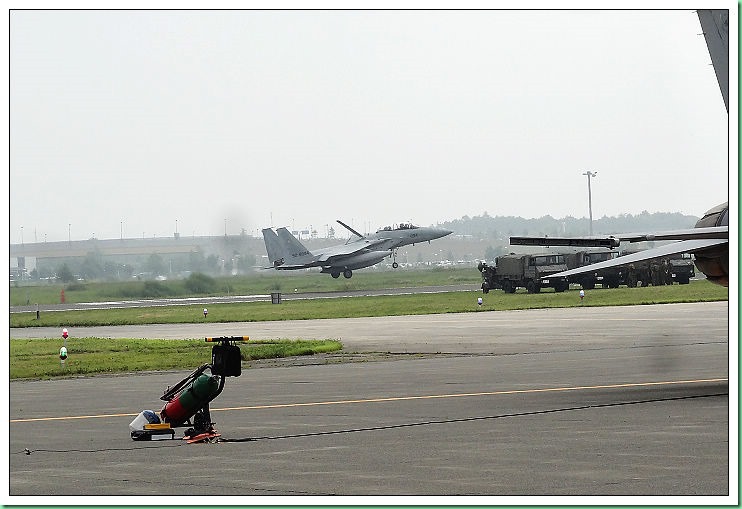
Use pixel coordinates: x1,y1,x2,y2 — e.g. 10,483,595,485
440,210,699,240
32,248,258,283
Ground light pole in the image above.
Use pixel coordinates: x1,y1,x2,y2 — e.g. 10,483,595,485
582,171,597,235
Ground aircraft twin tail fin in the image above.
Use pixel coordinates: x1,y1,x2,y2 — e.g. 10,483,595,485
262,228,286,267
261,227,318,269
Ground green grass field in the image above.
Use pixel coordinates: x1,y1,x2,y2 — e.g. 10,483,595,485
10,267,479,305
10,338,343,380
11,280,728,328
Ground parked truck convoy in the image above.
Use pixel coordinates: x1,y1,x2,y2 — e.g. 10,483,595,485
478,250,695,294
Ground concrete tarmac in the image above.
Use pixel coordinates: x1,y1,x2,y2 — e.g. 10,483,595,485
9,302,731,501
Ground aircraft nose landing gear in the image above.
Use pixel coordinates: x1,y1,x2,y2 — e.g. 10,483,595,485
391,248,400,269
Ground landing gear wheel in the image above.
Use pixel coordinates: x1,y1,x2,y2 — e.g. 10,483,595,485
331,272,340,279
343,269,353,279
391,248,400,269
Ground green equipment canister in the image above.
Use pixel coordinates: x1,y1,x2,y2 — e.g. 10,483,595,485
160,374,220,423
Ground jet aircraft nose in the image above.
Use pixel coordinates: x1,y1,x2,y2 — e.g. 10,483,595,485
429,227,453,239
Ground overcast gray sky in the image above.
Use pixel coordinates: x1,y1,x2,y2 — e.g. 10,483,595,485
9,7,733,242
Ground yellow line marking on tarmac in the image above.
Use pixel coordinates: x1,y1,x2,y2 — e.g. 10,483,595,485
10,378,728,423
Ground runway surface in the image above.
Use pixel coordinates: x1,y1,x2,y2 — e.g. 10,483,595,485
9,301,731,500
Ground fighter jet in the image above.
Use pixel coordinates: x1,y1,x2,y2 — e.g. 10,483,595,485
510,10,731,287
262,220,452,279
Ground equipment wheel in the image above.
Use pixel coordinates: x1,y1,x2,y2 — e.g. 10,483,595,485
343,269,353,279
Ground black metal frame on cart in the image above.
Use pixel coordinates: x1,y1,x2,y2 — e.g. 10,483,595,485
160,336,247,435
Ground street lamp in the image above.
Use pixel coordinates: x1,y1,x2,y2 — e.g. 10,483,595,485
582,171,597,235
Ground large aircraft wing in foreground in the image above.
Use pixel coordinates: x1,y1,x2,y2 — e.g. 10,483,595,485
511,10,731,287
510,202,729,286
262,221,452,279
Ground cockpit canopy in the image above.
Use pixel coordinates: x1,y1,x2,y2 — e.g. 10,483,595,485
377,222,419,232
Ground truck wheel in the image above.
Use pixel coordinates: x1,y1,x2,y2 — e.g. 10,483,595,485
526,281,539,294
582,280,595,290
680,276,690,285
501,280,512,294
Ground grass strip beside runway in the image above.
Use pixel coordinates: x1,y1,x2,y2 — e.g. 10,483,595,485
10,268,479,306
9,338,342,380
11,280,728,328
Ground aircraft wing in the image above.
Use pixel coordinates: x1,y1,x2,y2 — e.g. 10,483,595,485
314,238,392,262
543,238,728,280
510,226,728,249
605,226,728,243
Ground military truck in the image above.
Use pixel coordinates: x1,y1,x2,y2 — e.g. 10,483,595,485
620,252,695,287
563,250,621,289
666,254,695,284
477,253,569,294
